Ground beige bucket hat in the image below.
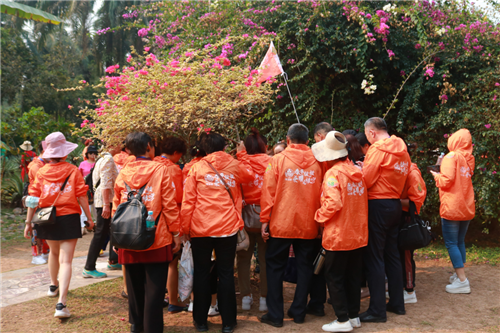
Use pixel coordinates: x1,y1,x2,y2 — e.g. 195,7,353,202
20,141,33,151
311,131,348,162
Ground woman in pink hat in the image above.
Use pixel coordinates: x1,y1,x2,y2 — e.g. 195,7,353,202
24,132,94,319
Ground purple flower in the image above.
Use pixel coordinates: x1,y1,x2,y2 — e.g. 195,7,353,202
400,70,406,76
484,124,491,129
138,28,148,37
441,94,448,100
387,49,395,58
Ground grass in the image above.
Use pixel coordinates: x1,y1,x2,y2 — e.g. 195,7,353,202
1,207,27,245
414,241,500,266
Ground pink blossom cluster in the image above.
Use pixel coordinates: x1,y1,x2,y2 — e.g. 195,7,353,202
122,11,138,19
96,27,111,35
105,64,120,74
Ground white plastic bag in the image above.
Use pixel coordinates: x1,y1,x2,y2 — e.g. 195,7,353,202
178,240,194,302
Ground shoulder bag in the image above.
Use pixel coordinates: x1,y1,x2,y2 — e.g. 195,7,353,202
32,172,72,226
398,201,432,250
240,185,262,233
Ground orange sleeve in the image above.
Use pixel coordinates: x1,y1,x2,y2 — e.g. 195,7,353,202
161,166,180,233
406,171,427,214
29,174,42,197
315,174,343,223
172,165,184,205
73,169,88,197
434,153,456,190
362,148,383,189
180,165,198,235
111,177,123,216
260,157,278,223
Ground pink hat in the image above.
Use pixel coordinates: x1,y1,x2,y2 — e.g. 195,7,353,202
42,132,78,159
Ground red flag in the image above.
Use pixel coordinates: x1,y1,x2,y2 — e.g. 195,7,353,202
256,41,284,84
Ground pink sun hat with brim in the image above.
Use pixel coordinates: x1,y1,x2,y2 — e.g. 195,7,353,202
42,132,78,159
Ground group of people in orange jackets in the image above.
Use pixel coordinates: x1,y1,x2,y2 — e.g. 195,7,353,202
23,117,475,333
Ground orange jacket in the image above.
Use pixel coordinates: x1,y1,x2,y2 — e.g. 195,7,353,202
154,156,183,205
114,151,135,172
401,163,427,214
112,159,179,251
315,159,368,251
362,135,411,200
260,144,323,239
434,129,475,221
29,162,88,217
236,151,271,205
28,156,47,190
181,151,254,237
182,157,203,181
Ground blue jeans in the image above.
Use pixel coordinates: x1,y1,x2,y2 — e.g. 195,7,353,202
441,219,470,269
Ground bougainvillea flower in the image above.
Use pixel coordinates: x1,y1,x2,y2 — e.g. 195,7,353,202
484,124,491,129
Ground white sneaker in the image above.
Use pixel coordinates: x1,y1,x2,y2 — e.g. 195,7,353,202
446,278,471,294
242,295,253,310
47,285,59,297
81,227,87,235
208,302,219,316
449,272,458,284
404,290,417,304
42,253,49,260
54,303,70,318
259,296,268,312
349,317,361,328
385,291,390,299
188,300,193,312
31,255,47,265
322,320,353,332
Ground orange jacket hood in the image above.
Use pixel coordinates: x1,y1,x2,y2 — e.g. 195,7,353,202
283,144,319,170
401,163,427,214
371,135,408,156
336,160,363,183
448,129,475,171
154,156,183,205
236,151,271,205
202,151,235,171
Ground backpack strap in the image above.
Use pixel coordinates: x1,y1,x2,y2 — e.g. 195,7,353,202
124,181,148,201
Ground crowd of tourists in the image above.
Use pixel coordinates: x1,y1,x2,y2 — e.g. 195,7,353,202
21,117,475,333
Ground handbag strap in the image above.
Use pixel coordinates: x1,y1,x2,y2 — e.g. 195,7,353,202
50,172,72,208
206,161,235,206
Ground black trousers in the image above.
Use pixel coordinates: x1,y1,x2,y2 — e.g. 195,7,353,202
363,199,405,318
400,249,416,292
266,237,315,321
84,205,118,271
324,248,363,322
125,261,168,333
191,235,237,327
307,238,327,311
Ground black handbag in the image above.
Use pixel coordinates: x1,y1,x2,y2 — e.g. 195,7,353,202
32,173,72,226
398,201,432,250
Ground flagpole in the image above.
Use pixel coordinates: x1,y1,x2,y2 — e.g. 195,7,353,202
282,72,300,123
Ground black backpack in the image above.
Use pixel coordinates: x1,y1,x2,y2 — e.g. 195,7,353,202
110,182,159,250
85,158,101,205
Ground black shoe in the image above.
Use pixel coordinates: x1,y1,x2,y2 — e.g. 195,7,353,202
386,304,406,315
193,321,208,332
259,313,283,327
130,324,144,333
359,311,387,323
121,290,128,299
222,324,237,333
306,306,325,317
287,309,305,324
327,297,332,305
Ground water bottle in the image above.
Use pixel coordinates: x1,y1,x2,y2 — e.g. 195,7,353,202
313,248,326,275
436,152,445,165
146,211,155,228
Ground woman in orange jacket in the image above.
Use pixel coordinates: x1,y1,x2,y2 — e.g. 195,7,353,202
182,141,207,181
312,131,368,332
430,129,475,294
181,131,254,333
24,132,94,319
112,132,180,333
236,128,271,313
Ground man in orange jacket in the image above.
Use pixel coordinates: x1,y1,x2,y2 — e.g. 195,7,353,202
358,117,411,323
259,124,323,327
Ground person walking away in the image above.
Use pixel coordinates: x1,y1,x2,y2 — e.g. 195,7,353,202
112,132,181,333
312,131,368,332
430,129,475,294
181,131,254,333
358,117,410,322
83,144,120,278
236,128,271,312
154,136,189,313
27,141,50,265
24,132,94,318
259,124,323,327
20,141,36,181
78,145,98,235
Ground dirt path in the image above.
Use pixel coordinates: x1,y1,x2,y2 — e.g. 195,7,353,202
1,258,499,333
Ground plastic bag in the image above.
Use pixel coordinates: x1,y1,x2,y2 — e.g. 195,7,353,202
178,240,194,302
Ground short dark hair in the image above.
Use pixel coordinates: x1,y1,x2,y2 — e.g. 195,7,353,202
125,132,152,157
355,132,370,147
245,127,267,155
342,129,357,136
189,140,207,158
38,142,44,153
364,117,388,131
287,123,309,144
313,122,333,136
199,132,226,154
161,136,187,156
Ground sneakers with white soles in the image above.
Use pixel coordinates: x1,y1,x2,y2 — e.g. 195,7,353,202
188,300,193,313
404,290,417,303
47,285,59,297
31,255,47,265
242,295,253,310
349,317,361,328
449,272,458,284
208,302,219,316
259,297,268,312
385,291,390,299
322,320,353,332
54,303,70,318
446,277,471,294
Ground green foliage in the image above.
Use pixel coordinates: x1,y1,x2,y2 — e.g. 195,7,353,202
415,242,500,266
1,172,24,207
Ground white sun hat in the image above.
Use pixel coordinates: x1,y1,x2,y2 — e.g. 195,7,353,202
19,141,33,151
311,131,348,162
